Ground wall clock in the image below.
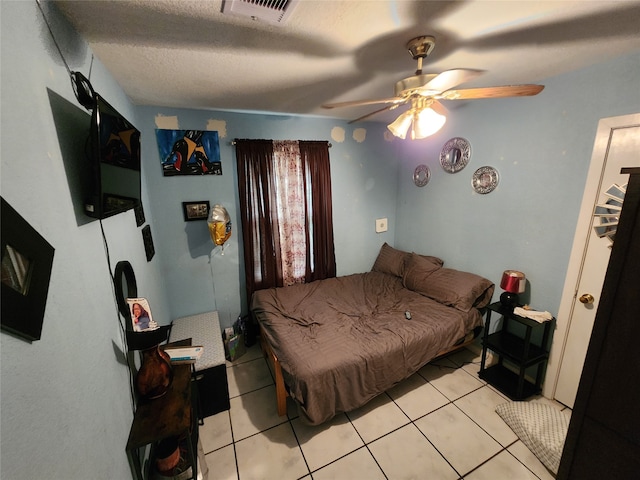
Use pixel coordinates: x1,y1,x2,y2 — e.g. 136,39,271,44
440,137,471,173
413,164,431,187
472,166,499,194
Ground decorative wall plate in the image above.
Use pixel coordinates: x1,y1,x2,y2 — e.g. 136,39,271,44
472,166,499,194
440,137,471,173
413,164,431,187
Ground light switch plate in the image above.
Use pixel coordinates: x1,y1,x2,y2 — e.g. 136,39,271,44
375,218,388,233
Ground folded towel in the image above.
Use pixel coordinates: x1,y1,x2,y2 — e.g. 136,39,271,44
514,307,553,323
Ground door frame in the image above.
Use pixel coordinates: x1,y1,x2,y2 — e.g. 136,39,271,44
544,112,640,400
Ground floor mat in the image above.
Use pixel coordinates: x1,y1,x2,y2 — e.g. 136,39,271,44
496,401,568,474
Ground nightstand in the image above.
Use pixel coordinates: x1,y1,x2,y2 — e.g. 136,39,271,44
479,302,554,400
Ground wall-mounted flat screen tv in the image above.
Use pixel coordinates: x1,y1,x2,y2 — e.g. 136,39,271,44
85,94,141,219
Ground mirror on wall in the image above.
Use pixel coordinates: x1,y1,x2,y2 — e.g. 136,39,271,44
114,260,138,329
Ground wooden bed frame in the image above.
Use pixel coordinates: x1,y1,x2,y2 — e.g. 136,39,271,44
259,323,478,417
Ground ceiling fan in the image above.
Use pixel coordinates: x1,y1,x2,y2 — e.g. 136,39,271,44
322,35,544,140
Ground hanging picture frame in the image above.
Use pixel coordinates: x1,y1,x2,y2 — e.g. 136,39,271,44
182,200,210,222
142,225,155,262
1,197,55,341
156,129,222,176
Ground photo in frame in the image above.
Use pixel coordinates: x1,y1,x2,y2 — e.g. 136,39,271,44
156,129,222,176
1,197,55,342
182,201,210,222
126,297,159,332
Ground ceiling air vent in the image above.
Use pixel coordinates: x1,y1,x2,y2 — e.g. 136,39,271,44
223,0,299,24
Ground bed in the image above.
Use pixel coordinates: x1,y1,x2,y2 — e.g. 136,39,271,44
250,243,494,425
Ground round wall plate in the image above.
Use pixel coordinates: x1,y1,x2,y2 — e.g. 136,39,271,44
472,166,499,194
440,137,471,173
413,164,431,187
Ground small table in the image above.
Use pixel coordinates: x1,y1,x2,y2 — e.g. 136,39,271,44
479,302,554,400
170,311,230,418
126,341,198,480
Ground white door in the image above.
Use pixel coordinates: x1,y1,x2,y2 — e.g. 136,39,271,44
552,115,640,408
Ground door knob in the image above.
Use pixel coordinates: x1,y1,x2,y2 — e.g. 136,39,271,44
579,293,595,304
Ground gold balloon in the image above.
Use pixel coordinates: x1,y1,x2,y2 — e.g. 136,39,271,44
207,204,231,246
209,221,231,245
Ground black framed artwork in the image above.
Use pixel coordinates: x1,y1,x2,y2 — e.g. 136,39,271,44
142,225,155,262
1,197,55,342
134,202,145,227
182,201,210,221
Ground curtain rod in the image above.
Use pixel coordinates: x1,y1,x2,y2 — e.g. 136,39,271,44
231,140,332,147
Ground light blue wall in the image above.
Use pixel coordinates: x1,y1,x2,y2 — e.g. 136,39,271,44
0,2,167,479
1,1,638,478
137,107,398,325
395,51,640,319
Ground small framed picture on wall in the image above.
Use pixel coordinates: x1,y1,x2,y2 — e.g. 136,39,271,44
182,201,210,222
142,225,155,262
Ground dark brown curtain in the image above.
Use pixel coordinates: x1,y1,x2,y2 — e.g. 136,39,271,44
236,139,336,303
299,141,337,282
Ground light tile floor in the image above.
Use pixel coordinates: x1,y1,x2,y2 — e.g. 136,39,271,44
200,344,569,479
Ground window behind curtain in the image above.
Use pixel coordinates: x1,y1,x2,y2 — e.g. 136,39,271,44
236,139,336,303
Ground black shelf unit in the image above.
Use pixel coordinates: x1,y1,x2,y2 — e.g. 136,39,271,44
479,302,554,400
126,340,200,480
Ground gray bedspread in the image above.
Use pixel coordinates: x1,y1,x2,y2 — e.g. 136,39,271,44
251,271,485,425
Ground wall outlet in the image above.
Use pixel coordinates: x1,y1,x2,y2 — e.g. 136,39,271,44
375,218,388,233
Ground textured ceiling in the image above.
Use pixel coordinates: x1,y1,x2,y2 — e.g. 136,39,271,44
54,0,640,123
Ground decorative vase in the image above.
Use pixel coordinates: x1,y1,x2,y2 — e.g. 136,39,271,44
155,436,181,475
136,344,173,400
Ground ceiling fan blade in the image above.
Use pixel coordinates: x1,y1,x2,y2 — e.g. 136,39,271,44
440,84,544,100
348,104,406,123
420,69,485,93
430,99,449,116
322,97,405,109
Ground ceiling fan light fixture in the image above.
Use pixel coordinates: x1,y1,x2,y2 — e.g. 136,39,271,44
387,110,414,139
412,107,446,139
388,98,446,140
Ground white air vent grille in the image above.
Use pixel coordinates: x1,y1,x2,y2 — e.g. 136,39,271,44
223,0,299,24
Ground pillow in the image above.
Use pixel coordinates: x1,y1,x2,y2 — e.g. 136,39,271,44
403,254,494,311
402,253,443,288
417,253,444,268
371,243,408,277
495,402,569,474
372,244,444,278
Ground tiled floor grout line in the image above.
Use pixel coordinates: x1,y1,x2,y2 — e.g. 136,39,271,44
306,445,382,479
362,443,390,480
219,408,241,480
408,394,466,479
227,381,276,401
285,417,314,480
461,447,508,479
